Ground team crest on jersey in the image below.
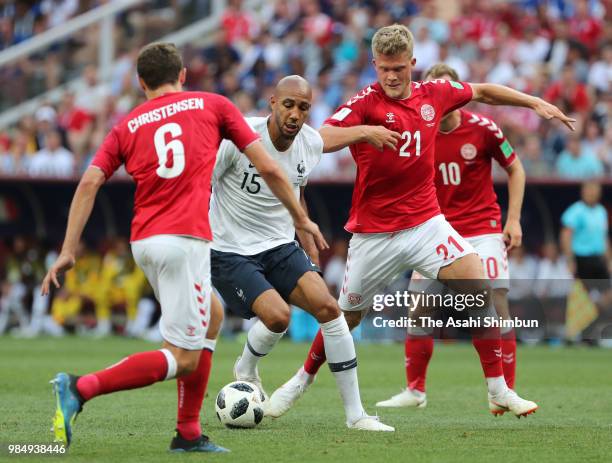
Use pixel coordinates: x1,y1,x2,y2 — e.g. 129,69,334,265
186,326,196,336
460,143,477,160
297,161,306,175
420,104,435,121
347,293,362,306
385,112,395,123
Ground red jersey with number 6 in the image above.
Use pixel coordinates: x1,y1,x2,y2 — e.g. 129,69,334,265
91,91,259,242
434,110,516,237
324,80,473,233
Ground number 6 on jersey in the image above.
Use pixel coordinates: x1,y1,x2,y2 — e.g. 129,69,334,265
154,122,185,178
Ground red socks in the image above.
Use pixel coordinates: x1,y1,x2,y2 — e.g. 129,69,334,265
471,327,504,379
303,329,327,375
501,329,516,389
176,348,213,440
404,335,434,393
76,350,173,401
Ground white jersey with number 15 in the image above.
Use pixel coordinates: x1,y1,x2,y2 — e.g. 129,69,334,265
210,116,323,255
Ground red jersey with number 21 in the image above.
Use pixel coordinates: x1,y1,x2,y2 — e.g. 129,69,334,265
324,80,473,233
91,91,258,242
435,110,516,237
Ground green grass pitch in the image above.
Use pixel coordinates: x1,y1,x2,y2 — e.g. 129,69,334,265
1,337,611,462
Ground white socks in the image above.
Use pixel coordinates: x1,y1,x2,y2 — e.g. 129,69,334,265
236,320,285,377
321,316,365,424
487,376,509,396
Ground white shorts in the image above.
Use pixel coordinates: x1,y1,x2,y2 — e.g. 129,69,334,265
132,235,211,350
338,215,475,311
410,233,510,291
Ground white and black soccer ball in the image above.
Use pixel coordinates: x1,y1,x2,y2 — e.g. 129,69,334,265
215,381,265,428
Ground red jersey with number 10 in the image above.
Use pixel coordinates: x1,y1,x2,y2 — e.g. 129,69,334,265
324,80,473,233
91,91,259,242
434,110,516,237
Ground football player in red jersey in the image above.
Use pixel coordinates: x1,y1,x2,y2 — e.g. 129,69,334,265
268,24,574,419
376,63,525,411
41,42,327,452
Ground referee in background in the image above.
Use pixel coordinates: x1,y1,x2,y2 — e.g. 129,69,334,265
560,181,611,293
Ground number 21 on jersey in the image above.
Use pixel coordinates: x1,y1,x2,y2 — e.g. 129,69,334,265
399,130,421,157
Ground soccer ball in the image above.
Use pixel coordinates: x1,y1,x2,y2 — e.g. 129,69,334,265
215,381,265,428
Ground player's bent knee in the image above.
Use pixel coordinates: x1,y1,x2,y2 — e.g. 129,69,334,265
343,309,364,330
175,350,201,376
263,307,290,333
313,297,341,324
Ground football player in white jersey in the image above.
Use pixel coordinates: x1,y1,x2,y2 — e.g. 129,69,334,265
209,75,393,432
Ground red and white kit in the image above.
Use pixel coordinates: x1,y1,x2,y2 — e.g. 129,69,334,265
91,91,258,348
324,80,477,311
411,110,516,290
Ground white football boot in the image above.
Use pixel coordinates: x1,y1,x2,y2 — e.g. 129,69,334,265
376,388,427,408
348,414,395,432
266,367,313,418
488,389,538,418
233,356,269,403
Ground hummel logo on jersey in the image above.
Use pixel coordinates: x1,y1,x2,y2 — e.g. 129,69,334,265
236,288,246,302
493,348,502,357
186,326,196,336
385,112,395,123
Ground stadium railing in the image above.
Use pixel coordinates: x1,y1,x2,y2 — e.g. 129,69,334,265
0,0,237,129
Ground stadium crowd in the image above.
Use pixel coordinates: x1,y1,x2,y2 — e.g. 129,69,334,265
0,1,611,343
0,0,610,180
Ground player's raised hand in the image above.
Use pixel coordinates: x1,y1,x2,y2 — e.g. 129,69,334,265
363,126,402,151
294,217,329,251
503,219,523,251
532,98,576,131
41,253,76,296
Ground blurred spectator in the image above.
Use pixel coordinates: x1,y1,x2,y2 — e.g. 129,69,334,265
587,42,611,94
544,65,592,114
221,0,259,47
412,26,439,75
508,247,539,300
556,134,604,179
28,129,74,177
73,65,111,115
520,134,551,177
534,241,573,298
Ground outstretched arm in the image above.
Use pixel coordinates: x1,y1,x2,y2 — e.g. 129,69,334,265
470,83,576,131
243,141,328,250
319,125,401,153
42,167,106,294
503,158,526,251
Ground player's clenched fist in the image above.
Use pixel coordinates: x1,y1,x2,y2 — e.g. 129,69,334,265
362,126,401,151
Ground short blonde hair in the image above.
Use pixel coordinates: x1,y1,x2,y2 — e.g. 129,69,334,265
371,24,414,57
424,63,460,81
